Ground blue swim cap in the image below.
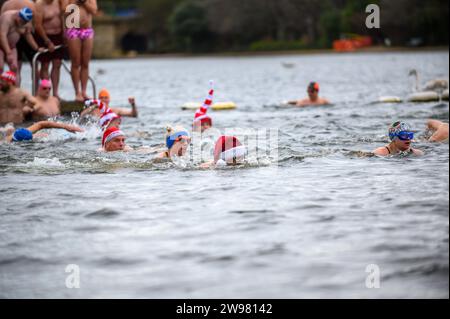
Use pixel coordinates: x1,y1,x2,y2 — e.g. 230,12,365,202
166,131,189,149
12,128,33,142
19,7,33,22
389,121,412,141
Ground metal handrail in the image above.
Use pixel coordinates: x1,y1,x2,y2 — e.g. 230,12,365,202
32,45,97,99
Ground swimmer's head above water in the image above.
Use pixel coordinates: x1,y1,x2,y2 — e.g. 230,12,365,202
0,126,33,143
373,121,423,156
307,82,320,101
12,128,33,142
99,109,121,130
102,127,126,152
98,89,111,106
165,125,191,157
38,79,52,98
193,81,214,133
1,71,17,92
388,121,415,151
193,113,212,133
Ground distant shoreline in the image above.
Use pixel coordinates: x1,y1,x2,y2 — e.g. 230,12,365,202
93,46,449,60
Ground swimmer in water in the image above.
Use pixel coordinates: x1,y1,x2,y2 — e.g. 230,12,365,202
1,120,83,143
201,135,247,168
31,79,61,121
373,121,424,156
98,107,121,131
193,82,213,133
288,82,330,107
80,89,138,118
157,125,191,159
101,126,132,152
427,119,449,143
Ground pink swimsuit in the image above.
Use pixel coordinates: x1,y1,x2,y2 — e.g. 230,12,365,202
65,28,95,40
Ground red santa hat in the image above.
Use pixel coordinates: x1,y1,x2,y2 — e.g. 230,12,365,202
214,135,247,163
1,71,17,85
193,81,214,126
99,108,121,129
85,99,108,114
102,127,125,147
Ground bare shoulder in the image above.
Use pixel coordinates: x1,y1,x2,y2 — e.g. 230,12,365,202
373,147,389,156
412,149,424,156
27,0,37,10
51,96,61,105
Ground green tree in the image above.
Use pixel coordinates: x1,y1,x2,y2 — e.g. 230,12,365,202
169,1,212,52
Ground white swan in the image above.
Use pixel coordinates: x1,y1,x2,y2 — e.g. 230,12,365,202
377,70,449,103
409,69,448,92
407,69,448,102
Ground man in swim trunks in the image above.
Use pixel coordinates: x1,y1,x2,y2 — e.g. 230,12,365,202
1,0,39,84
373,121,424,156
0,71,37,124
288,82,331,107
427,119,449,143
80,89,138,118
32,79,61,120
34,0,65,98
0,6,43,85
62,0,97,101
1,119,83,143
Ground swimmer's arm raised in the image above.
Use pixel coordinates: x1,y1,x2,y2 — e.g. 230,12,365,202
27,121,84,134
111,101,138,118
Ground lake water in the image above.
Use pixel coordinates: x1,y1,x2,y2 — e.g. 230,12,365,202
0,51,448,298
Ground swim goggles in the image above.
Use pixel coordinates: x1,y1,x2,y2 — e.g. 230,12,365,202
390,131,414,141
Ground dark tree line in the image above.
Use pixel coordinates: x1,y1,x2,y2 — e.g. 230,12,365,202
100,0,449,53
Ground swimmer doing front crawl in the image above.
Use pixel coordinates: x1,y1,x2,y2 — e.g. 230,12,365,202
1,120,83,143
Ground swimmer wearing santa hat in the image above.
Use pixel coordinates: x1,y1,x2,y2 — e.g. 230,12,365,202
193,81,214,133
201,135,247,168
101,126,132,152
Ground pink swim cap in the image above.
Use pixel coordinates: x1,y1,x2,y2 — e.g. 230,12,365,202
39,79,52,89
